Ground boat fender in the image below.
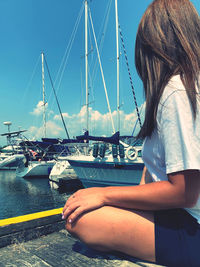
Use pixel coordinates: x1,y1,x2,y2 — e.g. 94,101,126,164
119,144,125,158
125,146,138,161
93,143,99,158
112,144,118,158
99,143,106,158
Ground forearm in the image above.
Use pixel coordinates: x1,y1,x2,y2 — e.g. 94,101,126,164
103,180,188,211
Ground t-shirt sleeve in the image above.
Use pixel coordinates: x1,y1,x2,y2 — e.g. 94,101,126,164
158,89,200,174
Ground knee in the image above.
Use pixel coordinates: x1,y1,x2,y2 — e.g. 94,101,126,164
65,220,72,233
65,217,88,241
65,220,78,238
65,219,109,252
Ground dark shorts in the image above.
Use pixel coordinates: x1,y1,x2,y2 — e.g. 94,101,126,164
154,209,200,267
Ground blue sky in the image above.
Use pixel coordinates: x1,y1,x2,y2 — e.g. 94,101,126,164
0,0,199,145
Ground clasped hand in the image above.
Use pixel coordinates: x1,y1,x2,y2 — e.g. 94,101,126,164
62,187,106,224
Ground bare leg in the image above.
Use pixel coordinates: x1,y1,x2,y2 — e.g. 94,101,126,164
66,206,155,263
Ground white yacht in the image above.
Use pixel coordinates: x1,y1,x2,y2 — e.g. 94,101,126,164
0,124,26,170
16,159,56,178
67,142,144,188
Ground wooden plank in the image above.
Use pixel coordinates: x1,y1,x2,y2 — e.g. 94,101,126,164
0,213,65,248
0,211,165,267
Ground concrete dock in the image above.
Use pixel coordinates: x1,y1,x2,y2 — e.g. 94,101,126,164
0,209,164,267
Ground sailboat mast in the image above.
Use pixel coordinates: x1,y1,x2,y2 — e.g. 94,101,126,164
85,0,89,132
41,52,46,138
115,0,120,133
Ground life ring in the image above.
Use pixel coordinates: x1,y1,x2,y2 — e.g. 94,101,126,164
125,146,138,161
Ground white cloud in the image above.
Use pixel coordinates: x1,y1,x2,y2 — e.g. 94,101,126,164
91,110,102,121
78,106,87,118
30,101,54,117
26,103,145,140
30,101,45,116
56,104,144,137
27,121,64,140
54,112,71,120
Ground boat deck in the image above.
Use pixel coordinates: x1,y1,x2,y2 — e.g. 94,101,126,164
0,209,165,267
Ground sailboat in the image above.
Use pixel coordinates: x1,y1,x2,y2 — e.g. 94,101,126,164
61,0,144,188
16,53,56,178
17,52,88,179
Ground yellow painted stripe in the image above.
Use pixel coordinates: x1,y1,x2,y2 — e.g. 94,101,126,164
0,208,63,227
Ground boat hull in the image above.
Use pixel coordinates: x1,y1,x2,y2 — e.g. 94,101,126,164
68,157,144,187
49,160,78,189
0,154,25,170
49,160,77,180
16,160,55,178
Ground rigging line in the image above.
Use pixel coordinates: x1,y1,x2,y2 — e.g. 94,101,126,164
26,55,46,133
48,2,84,110
91,0,112,84
118,24,142,129
88,16,93,53
21,55,41,105
89,8,116,134
87,15,95,104
131,103,144,136
55,2,84,88
87,0,112,112
90,0,111,63
55,4,84,90
87,62,94,106
43,55,70,139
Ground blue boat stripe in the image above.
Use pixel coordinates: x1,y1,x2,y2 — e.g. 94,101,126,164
68,160,144,170
80,178,139,187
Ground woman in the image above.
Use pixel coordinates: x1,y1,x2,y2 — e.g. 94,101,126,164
62,0,200,266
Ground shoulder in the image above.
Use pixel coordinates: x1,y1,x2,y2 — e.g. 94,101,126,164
157,75,195,121
160,75,186,106
157,75,196,128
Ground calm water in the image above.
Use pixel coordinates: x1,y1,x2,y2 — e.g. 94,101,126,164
0,170,70,220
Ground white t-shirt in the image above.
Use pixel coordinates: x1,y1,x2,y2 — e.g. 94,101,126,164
142,75,200,223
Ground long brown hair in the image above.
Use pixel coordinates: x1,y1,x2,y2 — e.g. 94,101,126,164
135,0,200,139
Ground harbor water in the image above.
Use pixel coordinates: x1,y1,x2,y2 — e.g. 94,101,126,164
0,170,70,220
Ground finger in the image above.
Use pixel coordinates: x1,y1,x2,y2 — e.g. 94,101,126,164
62,202,80,220
63,195,77,213
67,206,86,224
63,202,70,214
